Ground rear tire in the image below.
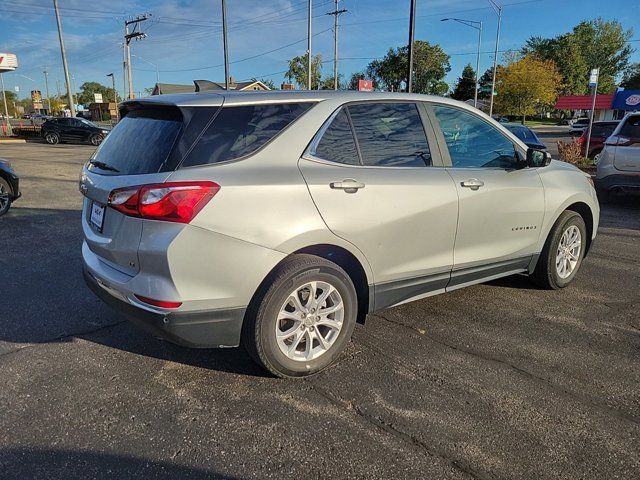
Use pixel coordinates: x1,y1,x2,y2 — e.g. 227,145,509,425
44,131,60,145
531,211,586,289
242,254,358,378
0,177,12,216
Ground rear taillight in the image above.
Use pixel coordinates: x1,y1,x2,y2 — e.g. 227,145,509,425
604,135,632,147
108,181,219,223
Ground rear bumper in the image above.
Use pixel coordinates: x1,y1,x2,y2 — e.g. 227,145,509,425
84,267,245,348
596,173,640,191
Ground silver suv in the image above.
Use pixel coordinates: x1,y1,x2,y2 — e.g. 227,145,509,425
81,91,599,377
596,112,640,198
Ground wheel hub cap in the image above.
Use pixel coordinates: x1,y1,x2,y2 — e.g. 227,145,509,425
275,280,344,362
556,225,582,279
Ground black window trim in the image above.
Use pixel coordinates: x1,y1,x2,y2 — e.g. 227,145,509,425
424,101,527,170
305,99,444,169
176,100,319,170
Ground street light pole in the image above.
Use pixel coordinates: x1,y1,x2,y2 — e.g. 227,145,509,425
221,0,230,89
307,0,312,90
441,18,482,108
107,73,119,123
488,0,502,117
407,0,417,93
43,66,52,114
53,0,76,116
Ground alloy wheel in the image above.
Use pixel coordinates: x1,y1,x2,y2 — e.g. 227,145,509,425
0,183,9,213
275,281,344,362
556,225,581,279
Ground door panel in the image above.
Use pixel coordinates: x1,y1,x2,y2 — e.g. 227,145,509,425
446,167,544,268
428,103,546,270
299,159,458,285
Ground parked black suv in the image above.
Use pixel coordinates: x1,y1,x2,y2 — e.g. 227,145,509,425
41,117,109,146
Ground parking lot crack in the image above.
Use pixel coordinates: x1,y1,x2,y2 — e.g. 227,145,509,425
371,313,640,427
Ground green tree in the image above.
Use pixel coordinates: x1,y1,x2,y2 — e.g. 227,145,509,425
0,90,18,116
451,64,476,101
495,55,562,123
285,54,322,89
523,18,633,94
77,81,119,105
319,74,344,90
621,63,640,89
365,40,450,94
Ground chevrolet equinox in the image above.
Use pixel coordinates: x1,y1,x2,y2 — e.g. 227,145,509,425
81,91,600,377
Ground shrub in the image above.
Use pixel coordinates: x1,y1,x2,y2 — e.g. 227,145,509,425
557,139,584,165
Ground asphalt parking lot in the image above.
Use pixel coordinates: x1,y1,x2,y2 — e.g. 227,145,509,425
0,140,638,480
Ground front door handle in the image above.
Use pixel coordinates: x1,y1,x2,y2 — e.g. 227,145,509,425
460,178,485,190
330,179,365,194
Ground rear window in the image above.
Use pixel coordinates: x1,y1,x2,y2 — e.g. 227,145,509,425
507,126,534,140
591,123,618,137
620,116,640,138
89,108,182,175
181,103,312,167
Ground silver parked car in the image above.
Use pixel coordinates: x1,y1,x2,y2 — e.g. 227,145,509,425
595,112,640,198
81,91,600,377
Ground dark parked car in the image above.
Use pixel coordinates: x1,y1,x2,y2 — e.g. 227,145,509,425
503,123,547,150
41,117,109,146
0,157,20,216
577,121,619,162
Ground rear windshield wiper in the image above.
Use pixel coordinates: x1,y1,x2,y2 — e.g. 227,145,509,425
89,160,119,173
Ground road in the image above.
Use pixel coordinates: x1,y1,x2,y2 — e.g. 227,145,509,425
0,141,638,480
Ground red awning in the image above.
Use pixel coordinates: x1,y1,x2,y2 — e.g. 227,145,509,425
555,94,614,110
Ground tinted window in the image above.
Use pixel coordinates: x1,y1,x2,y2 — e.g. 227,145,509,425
506,125,533,140
433,105,517,168
313,109,359,165
348,103,431,167
591,123,618,137
89,108,182,175
57,118,70,126
182,103,312,167
620,115,640,138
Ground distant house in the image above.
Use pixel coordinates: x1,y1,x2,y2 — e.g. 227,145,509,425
151,79,270,95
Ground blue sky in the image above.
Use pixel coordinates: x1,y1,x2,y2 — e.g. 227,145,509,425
0,0,638,99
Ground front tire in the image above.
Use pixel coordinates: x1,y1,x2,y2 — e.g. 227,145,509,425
90,134,103,146
0,178,12,216
532,211,586,289
242,254,357,378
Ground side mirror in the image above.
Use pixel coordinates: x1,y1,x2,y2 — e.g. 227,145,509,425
526,148,551,168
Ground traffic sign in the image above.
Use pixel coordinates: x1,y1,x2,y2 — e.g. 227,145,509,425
589,68,599,88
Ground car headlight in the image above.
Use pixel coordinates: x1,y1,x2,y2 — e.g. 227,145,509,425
101,130,109,134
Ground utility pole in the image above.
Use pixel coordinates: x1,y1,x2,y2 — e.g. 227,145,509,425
307,0,312,90
56,79,61,99
53,0,76,116
1,73,12,136
407,0,417,93
326,0,347,90
221,0,230,89
488,0,502,117
124,15,149,99
43,66,51,114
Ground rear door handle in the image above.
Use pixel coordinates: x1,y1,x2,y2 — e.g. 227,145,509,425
330,179,365,193
460,178,485,190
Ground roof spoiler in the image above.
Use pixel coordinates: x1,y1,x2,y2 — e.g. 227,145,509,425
193,80,218,92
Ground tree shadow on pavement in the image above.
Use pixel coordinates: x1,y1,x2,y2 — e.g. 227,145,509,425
0,207,267,378
0,448,242,480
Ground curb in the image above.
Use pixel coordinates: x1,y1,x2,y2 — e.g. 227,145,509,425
0,138,27,144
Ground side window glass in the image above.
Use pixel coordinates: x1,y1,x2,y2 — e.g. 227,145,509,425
348,103,432,167
432,105,517,168
620,115,640,138
312,109,360,165
182,103,312,167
